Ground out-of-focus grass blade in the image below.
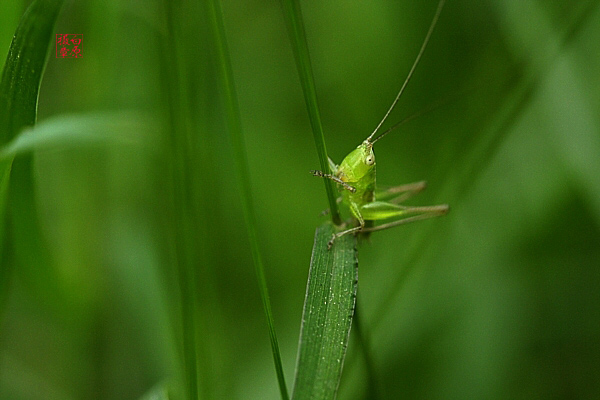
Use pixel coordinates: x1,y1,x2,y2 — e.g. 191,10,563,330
292,222,358,400
0,0,64,312
139,383,171,400
0,159,10,308
205,0,289,398
0,112,154,160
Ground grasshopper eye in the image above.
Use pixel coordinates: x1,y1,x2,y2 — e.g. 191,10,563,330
365,154,375,166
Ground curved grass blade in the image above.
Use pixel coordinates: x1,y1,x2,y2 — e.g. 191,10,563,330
139,383,171,400
292,222,358,400
0,0,64,143
0,0,64,315
0,111,153,160
0,2,20,71
205,0,289,398
279,0,341,225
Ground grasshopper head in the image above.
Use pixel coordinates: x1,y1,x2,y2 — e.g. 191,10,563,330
337,140,375,182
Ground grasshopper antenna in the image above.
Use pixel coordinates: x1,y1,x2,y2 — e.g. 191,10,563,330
371,90,452,144
366,0,446,143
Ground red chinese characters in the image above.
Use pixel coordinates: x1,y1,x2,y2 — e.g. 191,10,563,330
56,34,82,58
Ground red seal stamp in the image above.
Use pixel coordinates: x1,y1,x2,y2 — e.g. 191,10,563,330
56,34,82,58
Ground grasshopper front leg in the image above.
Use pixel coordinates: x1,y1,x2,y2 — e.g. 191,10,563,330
310,170,356,193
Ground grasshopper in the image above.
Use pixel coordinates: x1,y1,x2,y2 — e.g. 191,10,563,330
312,0,449,249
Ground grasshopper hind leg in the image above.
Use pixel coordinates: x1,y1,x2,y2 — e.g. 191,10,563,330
375,181,427,204
327,203,449,249
361,204,449,233
327,223,363,249
327,204,365,249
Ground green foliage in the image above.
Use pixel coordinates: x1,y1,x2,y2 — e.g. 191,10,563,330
279,0,341,225
140,383,171,400
205,0,289,398
292,222,357,400
1,1,599,400
0,0,64,318
0,112,150,159
0,0,64,142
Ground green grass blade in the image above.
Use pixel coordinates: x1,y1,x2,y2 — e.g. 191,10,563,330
0,160,11,309
0,2,20,71
140,383,171,400
292,222,358,400
204,0,289,398
0,112,152,160
0,0,64,315
279,0,341,225
0,0,64,143
163,1,206,400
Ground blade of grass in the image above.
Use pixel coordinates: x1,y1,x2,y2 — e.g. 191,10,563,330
204,0,289,398
292,222,358,400
279,0,341,225
0,0,64,318
140,383,171,400
279,1,363,396
0,112,152,159
0,160,10,310
0,2,20,71
0,0,64,143
161,0,206,398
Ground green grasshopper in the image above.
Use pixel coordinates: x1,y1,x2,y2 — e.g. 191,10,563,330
312,0,449,249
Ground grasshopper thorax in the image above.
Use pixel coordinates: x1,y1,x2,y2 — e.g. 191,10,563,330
337,140,376,183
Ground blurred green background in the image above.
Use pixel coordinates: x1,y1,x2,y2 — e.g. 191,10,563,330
1,0,599,399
